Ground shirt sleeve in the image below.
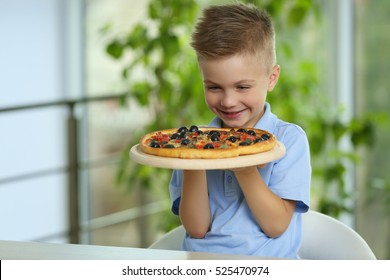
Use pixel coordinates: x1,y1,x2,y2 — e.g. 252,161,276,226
169,169,183,215
269,124,311,213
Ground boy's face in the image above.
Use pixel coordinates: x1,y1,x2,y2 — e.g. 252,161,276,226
199,54,280,128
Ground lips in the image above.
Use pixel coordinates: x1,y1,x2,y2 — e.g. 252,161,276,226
218,108,246,119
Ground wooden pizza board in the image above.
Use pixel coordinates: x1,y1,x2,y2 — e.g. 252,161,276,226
129,141,286,170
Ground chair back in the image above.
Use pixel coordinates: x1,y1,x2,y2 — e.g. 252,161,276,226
149,210,377,259
299,210,376,259
149,226,184,250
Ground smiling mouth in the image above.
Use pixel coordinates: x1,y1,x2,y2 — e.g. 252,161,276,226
219,109,246,118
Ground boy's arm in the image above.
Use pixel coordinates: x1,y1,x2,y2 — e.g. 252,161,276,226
179,170,210,239
233,166,296,238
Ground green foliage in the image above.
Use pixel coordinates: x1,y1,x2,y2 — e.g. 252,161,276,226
104,0,208,231
104,0,379,230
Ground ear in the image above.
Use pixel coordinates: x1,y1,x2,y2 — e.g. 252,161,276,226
267,64,280,91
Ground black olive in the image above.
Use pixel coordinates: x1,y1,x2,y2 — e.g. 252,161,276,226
171,133,180,140
181,139,191,146
210,134,220,141
203,143,214,149
227,136,238,142
261,134,270,140
179,131,187,139
239,141,250,146
237,128,246,133
247,130,256,136
150,141,160,148
178,126,188,133
254,137,264,143
189,125,199,132
208,130,220,137
164,144,175,148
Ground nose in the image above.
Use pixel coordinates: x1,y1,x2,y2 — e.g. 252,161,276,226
220,90,236,108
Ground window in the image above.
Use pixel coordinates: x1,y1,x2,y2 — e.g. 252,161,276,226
355,0,390,260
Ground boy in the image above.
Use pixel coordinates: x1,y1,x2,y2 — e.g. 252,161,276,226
169,3,311,258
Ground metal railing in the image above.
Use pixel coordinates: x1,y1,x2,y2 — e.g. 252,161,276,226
0,94,167,244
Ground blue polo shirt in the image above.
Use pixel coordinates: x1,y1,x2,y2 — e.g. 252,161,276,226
169,103,311,258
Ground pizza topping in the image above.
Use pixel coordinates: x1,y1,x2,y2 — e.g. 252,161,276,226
139,125,277,159
209,130,220,137
261,133,270,140
239,141,250,146
227,136,238,142
247,130,256,136
178,126,189,133
150,141,160,148
210,134,220,142
203,143,214,149
146,125,274,151
189,125,199,132
179,131,187,139
181,138,191,146
171,133,180,140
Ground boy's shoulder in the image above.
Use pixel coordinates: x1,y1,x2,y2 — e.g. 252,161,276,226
272,119,309,151
275,119,307,135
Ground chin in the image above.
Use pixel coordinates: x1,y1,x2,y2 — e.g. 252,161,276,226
218,113,253,128
222,120,247,128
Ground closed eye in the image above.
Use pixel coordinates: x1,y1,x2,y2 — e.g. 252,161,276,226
235,80,255,91
206,85,221,92
237,85,251,91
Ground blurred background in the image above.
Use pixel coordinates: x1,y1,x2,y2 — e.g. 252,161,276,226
0,0,389,259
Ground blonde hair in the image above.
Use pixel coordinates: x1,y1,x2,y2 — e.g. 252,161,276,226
191,3,276,72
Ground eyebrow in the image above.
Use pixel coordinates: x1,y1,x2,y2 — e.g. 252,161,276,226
203,79,256,85
235,79,256,84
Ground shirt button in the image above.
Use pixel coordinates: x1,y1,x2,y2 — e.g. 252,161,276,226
227,175,233,184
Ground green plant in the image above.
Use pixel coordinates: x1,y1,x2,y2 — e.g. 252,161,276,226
104,0,377,232
105,0,207,232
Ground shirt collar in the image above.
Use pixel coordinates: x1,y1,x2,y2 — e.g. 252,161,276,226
255,102,278,134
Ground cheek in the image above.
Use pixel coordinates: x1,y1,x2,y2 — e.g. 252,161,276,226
244,92,266,109
204,92,218,107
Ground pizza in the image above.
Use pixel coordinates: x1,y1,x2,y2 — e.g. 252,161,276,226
139,125,277,159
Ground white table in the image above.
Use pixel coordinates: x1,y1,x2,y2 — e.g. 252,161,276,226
0,240,273,260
